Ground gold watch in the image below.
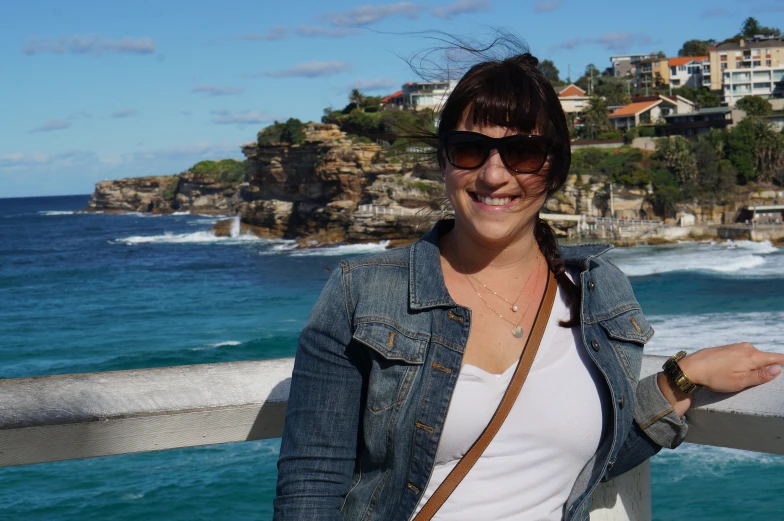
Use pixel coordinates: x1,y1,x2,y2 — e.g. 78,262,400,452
662,351,701,395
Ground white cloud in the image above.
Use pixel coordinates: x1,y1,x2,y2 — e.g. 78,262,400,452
0,150,95,169
533,0,561,13
432,0,491,19
295,25,362,38
22,35,156,56
111,109,138,118
190,85,245,96
264,61,353,78
324,2,424,27
588,32,653,52
237,26,288,41
347,78,398,92
30,120,72,133
210,110,281,125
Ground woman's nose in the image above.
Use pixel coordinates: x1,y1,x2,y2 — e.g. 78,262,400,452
479,149,510,186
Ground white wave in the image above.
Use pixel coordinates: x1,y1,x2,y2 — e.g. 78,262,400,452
289,241,391,257
652,443,783,483
112,231,265,245
608,241,781,277
191,340,242,351
171,211,191,216
38,210,77,216
645,311,784,355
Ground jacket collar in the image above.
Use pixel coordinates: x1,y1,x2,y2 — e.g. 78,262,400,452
408,220,614,310
409,220,457,310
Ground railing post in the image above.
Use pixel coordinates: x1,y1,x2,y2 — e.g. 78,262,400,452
590,461,651,521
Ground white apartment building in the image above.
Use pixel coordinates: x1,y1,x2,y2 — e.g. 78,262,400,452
722,66,784,106
668,56,710,89
401,80,458,111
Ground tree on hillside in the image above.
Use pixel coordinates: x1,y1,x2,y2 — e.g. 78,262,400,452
655,50,667,59
672,86,721,109
349,89,365,112
678,39,710,57
655,136,698,185
595,77,630,106
736,95,772,117
538,59,561,84
741,17,762,38
693,138,736,203
583,95,613,139
751,119,784,183
740,16,780,38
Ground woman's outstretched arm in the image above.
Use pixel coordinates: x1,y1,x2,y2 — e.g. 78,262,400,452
659,342,784,415
274,266,365,521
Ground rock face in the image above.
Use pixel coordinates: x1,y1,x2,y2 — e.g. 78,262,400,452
238,123,443,244
85,166,242,215
86,176,178,214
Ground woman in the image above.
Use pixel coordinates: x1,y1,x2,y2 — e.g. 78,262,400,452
273,48,784,521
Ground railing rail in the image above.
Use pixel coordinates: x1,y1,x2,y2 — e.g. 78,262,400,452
2,356,782,520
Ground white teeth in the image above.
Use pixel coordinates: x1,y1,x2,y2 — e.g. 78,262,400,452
478,195,512,206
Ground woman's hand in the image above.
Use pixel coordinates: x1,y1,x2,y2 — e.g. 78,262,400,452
658,343,784,416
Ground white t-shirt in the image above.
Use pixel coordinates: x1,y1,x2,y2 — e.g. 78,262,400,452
411,282,609,520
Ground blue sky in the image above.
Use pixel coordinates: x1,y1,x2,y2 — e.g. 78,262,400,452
2,0,781,197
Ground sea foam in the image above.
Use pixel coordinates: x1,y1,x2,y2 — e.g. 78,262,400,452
113,231,264,245
609,240,781,277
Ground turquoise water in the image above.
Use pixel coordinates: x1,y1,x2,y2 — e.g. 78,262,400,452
1,195,782,520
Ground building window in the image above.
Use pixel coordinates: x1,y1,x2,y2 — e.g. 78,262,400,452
753,61,761,67
767,59,772,66
678,65,686,71
721,62,728,69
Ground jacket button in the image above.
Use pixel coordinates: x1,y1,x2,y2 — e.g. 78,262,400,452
588,280,595,290
591,339,600,351
618,395,625,408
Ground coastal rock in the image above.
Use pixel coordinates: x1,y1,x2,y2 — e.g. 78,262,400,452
86,176,178,214
238,123,443,244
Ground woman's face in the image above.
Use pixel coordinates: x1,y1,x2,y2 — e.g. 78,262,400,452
443,117,551,247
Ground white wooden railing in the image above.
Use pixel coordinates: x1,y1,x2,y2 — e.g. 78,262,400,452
1,356,782,520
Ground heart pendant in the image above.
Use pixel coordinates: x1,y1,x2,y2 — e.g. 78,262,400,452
512,326,524,338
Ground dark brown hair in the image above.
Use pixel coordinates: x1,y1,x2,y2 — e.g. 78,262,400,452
433,40,580,326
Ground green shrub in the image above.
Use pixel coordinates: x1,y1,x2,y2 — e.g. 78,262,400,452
190,159,246,183
638,127,656,137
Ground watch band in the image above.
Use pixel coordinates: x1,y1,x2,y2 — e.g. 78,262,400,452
662,351,701,395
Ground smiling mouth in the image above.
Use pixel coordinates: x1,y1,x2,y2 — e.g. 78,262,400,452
469,192,519,206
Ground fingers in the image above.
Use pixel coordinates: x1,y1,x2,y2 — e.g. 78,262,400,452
750,364,782,387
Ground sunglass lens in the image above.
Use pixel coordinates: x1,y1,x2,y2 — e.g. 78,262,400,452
446,136,487,169
501,138,549,173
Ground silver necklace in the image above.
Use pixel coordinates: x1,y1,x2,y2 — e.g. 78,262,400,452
466,248,540,313
449,237,542,339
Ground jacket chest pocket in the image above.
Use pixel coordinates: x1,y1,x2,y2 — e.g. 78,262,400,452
598,309,654,383
353,321,426,414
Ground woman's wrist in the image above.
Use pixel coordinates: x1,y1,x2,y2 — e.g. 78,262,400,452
657,371,695,417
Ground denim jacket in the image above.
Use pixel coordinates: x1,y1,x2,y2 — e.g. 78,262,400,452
274,220,689,521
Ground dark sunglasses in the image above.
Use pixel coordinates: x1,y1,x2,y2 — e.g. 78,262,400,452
441,130,554,174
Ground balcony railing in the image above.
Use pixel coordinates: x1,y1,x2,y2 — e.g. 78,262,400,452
1,356,782,520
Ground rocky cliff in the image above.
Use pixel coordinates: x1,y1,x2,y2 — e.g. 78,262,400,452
236,123,443,244
85,161,243,214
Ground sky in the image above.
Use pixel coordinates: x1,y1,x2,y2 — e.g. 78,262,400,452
1,0,782,198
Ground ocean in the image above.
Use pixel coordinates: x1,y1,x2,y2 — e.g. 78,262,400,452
1,195,782,520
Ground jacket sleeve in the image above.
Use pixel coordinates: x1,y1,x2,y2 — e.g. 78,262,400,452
274,265,365,520
606,357,690,479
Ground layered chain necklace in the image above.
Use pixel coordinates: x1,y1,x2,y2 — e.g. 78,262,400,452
449,236,543,339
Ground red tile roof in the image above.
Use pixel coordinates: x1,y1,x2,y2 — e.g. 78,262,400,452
609,100,660,118
559,84,586,97
668,56,708,66
381,90,403,103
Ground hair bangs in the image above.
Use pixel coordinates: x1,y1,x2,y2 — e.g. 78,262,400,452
466,66,549,136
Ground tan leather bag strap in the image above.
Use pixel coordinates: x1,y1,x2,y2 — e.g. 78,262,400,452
413,270,558,521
